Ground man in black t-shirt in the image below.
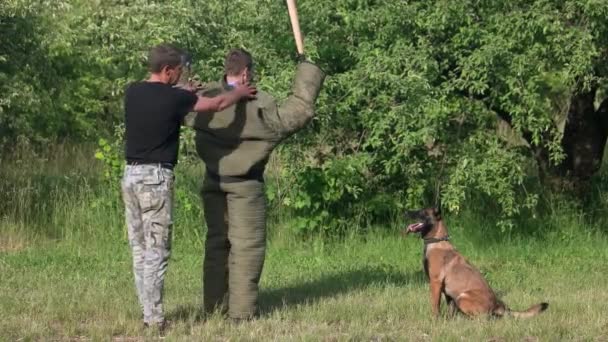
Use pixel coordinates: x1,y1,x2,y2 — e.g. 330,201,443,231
121,43,255,333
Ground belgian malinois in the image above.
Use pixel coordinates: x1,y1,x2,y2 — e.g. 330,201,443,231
403,207,548,318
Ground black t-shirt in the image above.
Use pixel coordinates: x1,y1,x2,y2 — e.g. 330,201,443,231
124,82,198,165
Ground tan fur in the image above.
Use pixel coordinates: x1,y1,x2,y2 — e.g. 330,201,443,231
406,208,548,318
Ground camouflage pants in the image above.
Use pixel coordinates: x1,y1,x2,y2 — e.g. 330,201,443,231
201,175,266,319
121,164,174,324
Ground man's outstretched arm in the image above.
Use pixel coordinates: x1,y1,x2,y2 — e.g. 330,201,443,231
192,83,256,113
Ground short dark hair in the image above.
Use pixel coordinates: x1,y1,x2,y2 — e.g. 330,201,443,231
147,43,190,73
224,48,253,76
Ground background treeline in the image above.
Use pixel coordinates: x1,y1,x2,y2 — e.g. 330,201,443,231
2,0,608,236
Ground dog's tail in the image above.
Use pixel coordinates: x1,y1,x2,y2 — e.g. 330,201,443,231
496,302,549,318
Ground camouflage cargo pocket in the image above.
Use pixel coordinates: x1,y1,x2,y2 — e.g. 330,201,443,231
141,168,162,185
140,189,164,213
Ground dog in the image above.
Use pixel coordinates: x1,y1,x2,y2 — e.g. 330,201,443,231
403,207,548,318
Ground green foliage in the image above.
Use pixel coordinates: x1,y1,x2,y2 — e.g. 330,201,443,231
2,0,608,236
280,0,608,233
284,154,373,235
94,124,124,184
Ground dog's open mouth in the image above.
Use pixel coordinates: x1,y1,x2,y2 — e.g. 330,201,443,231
407,222,425,233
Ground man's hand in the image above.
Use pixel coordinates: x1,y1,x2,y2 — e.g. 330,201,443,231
234,82,257,99
192,82,257,113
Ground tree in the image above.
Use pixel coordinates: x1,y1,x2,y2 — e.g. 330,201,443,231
2,0,607,233
281,0,608,232
450,1,608,193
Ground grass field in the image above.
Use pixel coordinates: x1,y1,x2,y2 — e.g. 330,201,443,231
2,146,608,341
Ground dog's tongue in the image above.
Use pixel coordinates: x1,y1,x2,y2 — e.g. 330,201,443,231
407,222,424,232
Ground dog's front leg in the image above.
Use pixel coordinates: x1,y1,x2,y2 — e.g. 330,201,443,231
430,279,442,318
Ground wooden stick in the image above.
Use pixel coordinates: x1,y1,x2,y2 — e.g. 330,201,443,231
286,0,304,55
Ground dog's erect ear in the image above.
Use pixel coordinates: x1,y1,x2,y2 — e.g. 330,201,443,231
433,206,442,219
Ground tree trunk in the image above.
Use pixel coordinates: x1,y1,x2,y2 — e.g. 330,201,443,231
492,88,608,194
527,89,608,194
556,90,608,187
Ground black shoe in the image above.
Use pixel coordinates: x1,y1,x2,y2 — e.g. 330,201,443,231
157,320,169,336
143,320,169,336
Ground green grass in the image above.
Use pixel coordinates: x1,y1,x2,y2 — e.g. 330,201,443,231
2,145,608,340
3,231,608,340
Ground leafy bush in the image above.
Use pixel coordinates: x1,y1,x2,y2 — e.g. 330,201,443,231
280,0,607,233
3,0,608,236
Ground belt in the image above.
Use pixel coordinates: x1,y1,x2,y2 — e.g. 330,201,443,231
126,160,175,170
206,168,264,183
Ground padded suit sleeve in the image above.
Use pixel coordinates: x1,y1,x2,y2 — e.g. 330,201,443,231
261,62,326,139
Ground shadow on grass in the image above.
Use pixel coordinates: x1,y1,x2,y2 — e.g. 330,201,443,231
167,266,425,322
259,266,425,315
168,304,207,323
